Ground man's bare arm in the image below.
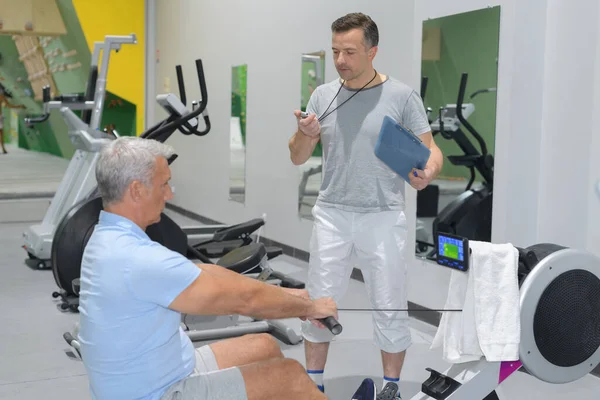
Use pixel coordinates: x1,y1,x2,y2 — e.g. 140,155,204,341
169,263,322,321
289,130,320,165
421,131,443,179
408,131,444,190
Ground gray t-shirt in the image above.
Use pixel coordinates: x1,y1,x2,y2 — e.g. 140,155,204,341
306,76,430,212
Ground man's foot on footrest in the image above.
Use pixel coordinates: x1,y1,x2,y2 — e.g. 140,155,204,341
352,378,376,400
377,382,400,399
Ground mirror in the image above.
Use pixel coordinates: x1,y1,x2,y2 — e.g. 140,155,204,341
415,6,500,260
229,64,247,203
298,51,325,220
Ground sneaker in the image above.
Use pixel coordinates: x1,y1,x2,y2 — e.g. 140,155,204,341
377,382,400,400
352,378,377,400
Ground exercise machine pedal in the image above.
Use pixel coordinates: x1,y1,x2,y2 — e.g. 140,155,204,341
421,368,461,399
266,246,283,259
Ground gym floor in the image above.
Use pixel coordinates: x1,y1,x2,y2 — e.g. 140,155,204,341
1,145,599,399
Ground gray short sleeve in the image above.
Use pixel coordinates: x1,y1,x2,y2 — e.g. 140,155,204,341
402,90,431,136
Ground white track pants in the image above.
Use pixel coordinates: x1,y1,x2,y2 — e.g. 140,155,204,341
301,203,412,354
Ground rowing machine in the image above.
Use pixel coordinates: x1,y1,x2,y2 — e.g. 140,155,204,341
410,232,600,399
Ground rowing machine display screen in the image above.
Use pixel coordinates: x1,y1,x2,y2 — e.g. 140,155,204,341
436,232,469,271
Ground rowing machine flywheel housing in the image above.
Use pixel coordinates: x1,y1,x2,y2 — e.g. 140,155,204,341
518,244,600,383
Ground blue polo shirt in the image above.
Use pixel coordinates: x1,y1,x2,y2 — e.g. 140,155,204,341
77,210,202,400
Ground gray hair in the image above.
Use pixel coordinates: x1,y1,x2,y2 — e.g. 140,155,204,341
95,136,175,206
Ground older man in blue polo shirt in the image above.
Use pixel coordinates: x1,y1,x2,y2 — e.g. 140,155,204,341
76,137,382,400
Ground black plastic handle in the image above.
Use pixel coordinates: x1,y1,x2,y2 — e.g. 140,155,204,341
456,72,488,156
24,113,50,124
319,316,343,335
42,86,51,103
196,59,208,108
144,59,209,140
24,86,52,125
420,76,429,99
176,65,186,106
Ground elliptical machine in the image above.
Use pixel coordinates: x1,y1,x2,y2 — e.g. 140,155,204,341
417,73,495,260
21,34,137,270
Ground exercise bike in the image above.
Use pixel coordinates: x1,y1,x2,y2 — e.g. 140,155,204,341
416,73,495,260
409,232,600,399
47,59,286,313
21,36,239,270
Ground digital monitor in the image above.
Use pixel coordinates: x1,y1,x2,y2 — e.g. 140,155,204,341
436,232,469,272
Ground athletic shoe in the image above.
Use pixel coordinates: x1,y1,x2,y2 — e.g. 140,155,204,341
352,378,377,400
377,382,400,399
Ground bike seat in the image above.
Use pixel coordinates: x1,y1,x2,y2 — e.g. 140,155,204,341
217,242,266,274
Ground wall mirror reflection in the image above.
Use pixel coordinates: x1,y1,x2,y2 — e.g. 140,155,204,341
298,51,325,220
415,6,500,260
229,64,247,203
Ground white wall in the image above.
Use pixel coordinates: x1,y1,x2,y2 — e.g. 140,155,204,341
536,0,600,248
151,0,600,310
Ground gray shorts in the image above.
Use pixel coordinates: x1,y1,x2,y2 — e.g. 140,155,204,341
160,345,248,400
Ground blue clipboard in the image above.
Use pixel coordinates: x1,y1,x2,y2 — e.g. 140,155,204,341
374,115,430,182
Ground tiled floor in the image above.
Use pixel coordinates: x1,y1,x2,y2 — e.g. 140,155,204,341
0,147,599,399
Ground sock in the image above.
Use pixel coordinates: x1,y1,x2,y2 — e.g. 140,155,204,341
383,376,400,397
307,369,324,392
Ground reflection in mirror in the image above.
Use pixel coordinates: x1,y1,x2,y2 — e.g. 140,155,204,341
298,51,325,220
415,6,500,261
229,64,247,203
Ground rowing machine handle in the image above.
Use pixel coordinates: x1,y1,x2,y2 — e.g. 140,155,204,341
319,316,343,335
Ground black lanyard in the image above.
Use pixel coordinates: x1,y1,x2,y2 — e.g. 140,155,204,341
317,69,378,123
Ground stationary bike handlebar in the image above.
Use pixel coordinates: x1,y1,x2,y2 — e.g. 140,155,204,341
456,72,489,157
144,59,210,141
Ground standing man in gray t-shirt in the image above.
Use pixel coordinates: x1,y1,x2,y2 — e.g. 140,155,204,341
288,12,443,399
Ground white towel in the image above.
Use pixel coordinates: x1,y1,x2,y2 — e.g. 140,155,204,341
431,240,521,363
